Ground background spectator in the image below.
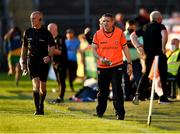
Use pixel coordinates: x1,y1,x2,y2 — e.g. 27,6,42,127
115,12,125,31
4,27,22,86
65,28,80,92
131,11,170,104
135,8,150,29
166,38,180,95
123,20,144,101
48,23,68,103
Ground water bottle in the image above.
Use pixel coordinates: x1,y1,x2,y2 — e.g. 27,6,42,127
104,58,112,66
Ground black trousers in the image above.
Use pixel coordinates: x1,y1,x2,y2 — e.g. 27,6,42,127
96,65,125,117
138,54,167,99
123,60,142,99
53,64,67,99
67,60,78,90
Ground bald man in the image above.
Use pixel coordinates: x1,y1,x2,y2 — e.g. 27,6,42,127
130,11,171,104
135,8,150,29
47,23,68,103
20,11,55,115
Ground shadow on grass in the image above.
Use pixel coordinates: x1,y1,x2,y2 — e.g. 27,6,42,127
0,90,32,100
68,106,150,124
0,108,34,115
67,101,180,131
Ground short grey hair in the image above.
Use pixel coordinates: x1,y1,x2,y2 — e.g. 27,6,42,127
150,11,161,22
31,11,43,19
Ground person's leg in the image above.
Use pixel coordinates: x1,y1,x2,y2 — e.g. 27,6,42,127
72,61,78,81
8,64,14,76
122,61,132,100
59,66,67,100
38,62,50,113
51,66,66,103
32,78,40,115
96,68,111,117
131,59,142,97
39,81,47,114
51,65,62,103
7,54,13,76
158,54,171,103
15,62,21,86
68,61,77,92
159,54,168,96
28,57,41,114
53,65,60,88
111,65,125,120
138,55,154,100
132,60,142,84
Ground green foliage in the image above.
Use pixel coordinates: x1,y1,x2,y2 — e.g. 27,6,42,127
0,73,180,133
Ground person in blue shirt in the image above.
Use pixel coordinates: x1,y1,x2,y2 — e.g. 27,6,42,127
65,28,80,92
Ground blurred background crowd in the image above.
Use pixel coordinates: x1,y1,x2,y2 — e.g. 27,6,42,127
0,0,179,75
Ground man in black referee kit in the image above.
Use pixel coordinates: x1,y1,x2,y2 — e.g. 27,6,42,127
47,23,68,103
20,11,55,115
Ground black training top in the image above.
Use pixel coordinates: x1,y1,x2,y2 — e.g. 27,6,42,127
23,27,55,58
136,21,166,56
53,35,68,67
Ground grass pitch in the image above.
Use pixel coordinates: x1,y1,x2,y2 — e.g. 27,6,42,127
0,73,179,133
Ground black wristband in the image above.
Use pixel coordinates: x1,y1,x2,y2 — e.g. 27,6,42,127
127,62,132,65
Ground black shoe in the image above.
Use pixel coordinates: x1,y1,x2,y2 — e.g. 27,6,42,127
139,96,146,101
34,111,39,115
49,98,64,104
34,111,44,115
132,96,139,105
39,104,44,115
125,98,132,101
93,113,103,118
34,112,44,115
38,111,44,115
117,115,124,120
34,106,44,115
158,96,172,104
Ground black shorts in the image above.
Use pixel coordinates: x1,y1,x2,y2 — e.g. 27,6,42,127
28,56,50,82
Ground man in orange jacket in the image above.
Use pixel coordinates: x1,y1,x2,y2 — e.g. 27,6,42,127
92,13,133,120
